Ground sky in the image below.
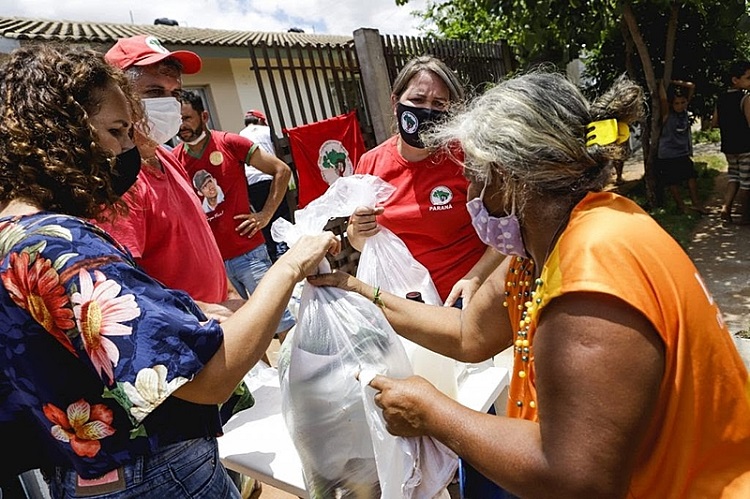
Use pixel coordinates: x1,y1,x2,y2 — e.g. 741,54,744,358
3,0,432,36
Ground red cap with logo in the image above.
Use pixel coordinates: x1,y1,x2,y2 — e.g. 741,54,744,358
105,35,202,74
244,109,266,121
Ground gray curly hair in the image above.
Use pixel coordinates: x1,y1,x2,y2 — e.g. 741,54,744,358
428,69,644,213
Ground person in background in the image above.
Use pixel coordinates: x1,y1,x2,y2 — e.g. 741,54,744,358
173,91,295,346
656,78,707,214
347,55,503,307
239,109,292,261
0,43,339,499
240,110,275,153
712,60,750,225
310,70,750,497
96,34,234,315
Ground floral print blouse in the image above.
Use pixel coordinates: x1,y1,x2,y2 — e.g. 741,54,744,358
0,213,226,479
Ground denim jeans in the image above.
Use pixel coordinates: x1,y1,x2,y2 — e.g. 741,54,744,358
224,245,295,334
48,437,240,498
247,179,291,262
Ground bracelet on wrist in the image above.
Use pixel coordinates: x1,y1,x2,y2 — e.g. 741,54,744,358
372,286,384,308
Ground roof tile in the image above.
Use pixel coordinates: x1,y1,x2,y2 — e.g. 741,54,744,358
0,16,354,47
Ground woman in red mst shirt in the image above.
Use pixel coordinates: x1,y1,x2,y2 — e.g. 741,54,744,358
348,56,503,305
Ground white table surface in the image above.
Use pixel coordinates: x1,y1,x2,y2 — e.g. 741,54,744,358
218,362,509,498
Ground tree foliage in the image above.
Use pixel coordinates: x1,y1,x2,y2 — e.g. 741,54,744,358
400,0,750,205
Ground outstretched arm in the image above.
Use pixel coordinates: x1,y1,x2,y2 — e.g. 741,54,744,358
174,232,340,404
367,291,665,498
309,255,515,362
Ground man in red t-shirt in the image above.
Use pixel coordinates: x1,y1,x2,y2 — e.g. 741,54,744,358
98,35,232,317
173,90,295,340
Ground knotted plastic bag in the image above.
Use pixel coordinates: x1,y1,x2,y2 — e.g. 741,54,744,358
273,175,456,498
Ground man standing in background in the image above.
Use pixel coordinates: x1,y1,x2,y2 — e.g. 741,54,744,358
240,109,293,261
174,91,295,343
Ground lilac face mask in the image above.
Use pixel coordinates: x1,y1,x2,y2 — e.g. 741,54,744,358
466,185,528,258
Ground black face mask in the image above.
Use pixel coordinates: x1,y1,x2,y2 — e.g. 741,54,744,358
396,102,446,149
110,147,141,196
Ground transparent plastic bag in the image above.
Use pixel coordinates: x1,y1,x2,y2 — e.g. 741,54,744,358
273,176,457,498
350,182,463,399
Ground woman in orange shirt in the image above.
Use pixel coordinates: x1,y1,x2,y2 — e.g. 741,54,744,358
310,71,750,497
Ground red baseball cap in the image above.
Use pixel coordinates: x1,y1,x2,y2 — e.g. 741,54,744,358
245,109,266,121
105,35,202,74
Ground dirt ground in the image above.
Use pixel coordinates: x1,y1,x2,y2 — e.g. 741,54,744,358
619,141,749,333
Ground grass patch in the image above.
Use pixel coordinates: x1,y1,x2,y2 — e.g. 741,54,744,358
619,153,724,248
692,128,721,144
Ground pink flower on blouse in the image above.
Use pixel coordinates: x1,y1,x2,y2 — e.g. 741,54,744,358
71,269,140,384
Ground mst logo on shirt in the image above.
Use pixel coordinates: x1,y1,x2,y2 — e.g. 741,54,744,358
429,185,454,211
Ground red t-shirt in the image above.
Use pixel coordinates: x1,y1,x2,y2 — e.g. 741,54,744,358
355,136,485,301
173,131,265,261
95,146,228,302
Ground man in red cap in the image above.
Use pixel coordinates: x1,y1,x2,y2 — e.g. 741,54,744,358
99,35,262,498
97,35,234,312
239,109,293,261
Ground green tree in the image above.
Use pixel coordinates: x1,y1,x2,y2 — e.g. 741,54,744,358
400,0,750,205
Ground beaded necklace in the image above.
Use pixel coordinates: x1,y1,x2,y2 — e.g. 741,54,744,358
504,257,541,414
504,212,570,417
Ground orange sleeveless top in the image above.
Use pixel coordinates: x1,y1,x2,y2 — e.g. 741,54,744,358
504,191,750,497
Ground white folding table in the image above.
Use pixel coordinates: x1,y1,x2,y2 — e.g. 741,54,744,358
218,362,509,498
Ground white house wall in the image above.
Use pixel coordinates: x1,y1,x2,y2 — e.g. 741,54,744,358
183,57,245,134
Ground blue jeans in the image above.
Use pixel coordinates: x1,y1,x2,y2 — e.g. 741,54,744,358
224,245,295,335
49,437,240,498
247,179,291,262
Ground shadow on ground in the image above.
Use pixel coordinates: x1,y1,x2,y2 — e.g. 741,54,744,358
615,143,748,333
687,172,750,333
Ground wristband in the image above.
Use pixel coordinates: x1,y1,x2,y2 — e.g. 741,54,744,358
373,286,384,307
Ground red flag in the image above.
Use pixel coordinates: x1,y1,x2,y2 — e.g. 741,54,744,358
284,111,366,208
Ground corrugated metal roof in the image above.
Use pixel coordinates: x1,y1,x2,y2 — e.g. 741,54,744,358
0,16,354,47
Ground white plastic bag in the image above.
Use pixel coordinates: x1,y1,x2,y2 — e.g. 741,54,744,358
349,180,463,399
356,226,442,306
273,176,457,498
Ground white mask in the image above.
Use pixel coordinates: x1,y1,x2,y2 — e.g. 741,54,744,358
141,97,182,145
184,130,206,146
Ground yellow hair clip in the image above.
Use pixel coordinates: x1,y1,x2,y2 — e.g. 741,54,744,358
586,119,630,147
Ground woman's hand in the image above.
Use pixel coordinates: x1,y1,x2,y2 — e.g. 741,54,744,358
307,270,362,294
367,374,444,437
443,276,481,307
277,232,341,281
349,206,384,239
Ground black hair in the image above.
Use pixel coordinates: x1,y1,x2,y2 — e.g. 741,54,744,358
728,60,750,85
244,115,261,126
180,89,205,113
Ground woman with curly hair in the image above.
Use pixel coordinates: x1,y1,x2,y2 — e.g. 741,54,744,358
310,71,750,497
0,44,338,498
